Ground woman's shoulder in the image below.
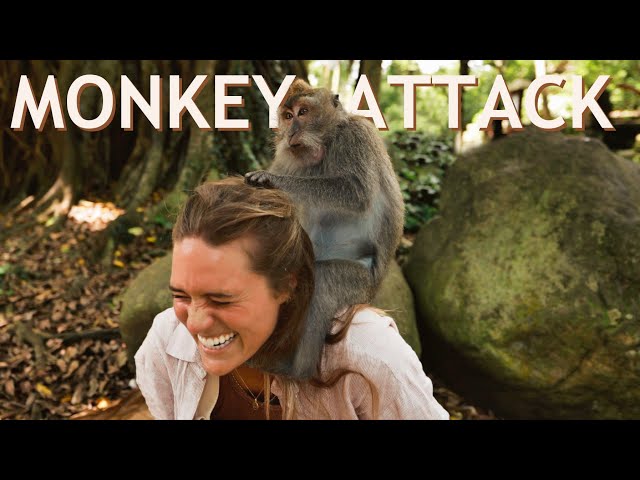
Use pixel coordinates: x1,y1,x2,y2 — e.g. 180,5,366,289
328,307,420,376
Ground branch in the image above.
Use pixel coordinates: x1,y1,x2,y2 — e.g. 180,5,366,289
617,83,640,96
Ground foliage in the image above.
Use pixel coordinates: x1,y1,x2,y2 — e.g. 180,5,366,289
574,60,640,111
387,131,456,232
378,61,456,138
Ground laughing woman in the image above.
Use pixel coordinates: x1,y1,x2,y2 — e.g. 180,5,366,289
134,177,449,420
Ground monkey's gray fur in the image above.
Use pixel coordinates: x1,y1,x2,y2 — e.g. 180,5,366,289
245,81,404,380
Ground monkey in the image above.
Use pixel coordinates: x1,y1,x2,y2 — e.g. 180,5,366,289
244,79,404,380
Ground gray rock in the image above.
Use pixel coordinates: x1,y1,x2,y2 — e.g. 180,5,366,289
118,253,172,366
372,260,421,357
404,128,640,419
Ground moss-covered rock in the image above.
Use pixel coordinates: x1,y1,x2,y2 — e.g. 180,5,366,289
373,260,421,356
118,253,172,365
404,128,640,419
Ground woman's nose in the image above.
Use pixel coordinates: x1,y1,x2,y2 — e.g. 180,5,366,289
186,303,213,336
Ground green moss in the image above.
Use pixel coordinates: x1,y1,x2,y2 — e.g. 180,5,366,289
405,129,640,418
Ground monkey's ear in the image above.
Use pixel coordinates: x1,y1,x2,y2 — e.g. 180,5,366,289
333,94,340,107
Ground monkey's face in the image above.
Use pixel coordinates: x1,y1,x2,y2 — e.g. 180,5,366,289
276,93,333,166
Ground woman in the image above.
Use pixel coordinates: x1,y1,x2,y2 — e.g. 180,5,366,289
134,177,449,420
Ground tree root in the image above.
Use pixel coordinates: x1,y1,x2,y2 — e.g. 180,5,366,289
14,320,121,369
14,321,51,369
55,328,121,345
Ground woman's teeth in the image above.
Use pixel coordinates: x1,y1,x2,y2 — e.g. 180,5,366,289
198,332,237,349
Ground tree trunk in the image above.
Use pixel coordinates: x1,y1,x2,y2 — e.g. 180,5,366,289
1,59,307,241
455,60,470,153
358,60,383,98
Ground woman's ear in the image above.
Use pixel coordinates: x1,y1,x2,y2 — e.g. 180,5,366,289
287,273,298,293
276,274,297,304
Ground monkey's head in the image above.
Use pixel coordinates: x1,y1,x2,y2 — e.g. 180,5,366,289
275,79,347,166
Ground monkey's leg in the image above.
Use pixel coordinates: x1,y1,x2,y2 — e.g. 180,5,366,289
286,259,373,380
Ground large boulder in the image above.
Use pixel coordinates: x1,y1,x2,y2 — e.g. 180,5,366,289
119,253,421,364
373,260,421,357
118,253,172,365
404,128,640,419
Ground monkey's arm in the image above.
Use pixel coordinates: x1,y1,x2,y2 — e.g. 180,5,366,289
245,171,371,212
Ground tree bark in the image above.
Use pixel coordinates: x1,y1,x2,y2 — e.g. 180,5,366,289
455,60,470,153
357,60,383,102
2,59,308,238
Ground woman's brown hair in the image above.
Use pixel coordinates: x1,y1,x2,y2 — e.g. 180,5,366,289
172,176,315,375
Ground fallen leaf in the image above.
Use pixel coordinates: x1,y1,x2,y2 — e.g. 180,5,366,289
25,393,36,409
35,383,53,398
56,358,67,372
112,259,125,268
116,350,129,368
64,359,80,378
71,384,84,405
450,411,463,420
127,227,144,236
5,379,15,397
146,236,157,243
20,380,32,394
106,318,119,328
88,377,99,397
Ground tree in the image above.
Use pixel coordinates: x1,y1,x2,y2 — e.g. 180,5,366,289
0,59,307,257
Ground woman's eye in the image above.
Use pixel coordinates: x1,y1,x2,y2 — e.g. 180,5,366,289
209,299,231,307
299,108,308,116
285,112,293,119
172,295,189,301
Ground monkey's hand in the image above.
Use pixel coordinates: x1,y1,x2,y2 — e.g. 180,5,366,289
244,170,277,189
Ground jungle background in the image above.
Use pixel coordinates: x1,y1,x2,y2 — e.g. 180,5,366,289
1,59,639,420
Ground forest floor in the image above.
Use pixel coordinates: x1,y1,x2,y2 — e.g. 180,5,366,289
0,207,497,420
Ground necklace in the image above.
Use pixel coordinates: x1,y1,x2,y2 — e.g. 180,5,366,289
231,369,265,410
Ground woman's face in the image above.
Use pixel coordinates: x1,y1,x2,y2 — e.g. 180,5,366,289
170,237,287,376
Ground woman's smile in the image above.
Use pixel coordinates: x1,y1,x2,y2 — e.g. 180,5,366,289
198,332,238,351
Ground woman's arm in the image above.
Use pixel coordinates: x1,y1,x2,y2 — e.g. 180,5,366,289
134,314,175,420
344,311,450,420
375,356,450,420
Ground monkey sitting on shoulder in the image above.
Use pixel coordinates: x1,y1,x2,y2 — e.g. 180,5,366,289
245,79,404,380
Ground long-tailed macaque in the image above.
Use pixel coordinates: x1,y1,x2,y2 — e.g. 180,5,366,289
245,79,404,380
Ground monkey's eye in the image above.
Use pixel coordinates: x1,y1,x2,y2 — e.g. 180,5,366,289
284,112,293,120
298,108,308,116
